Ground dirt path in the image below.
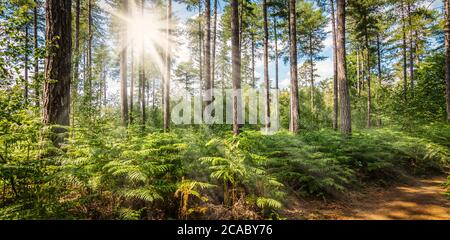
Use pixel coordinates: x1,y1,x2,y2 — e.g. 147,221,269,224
283,176,450,220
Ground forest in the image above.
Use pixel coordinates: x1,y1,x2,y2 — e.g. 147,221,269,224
0,0,449,220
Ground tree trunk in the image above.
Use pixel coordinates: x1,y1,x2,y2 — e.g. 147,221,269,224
365,31,371,128
164,0,172,132
120,0,128,126
357,49,360,96
401,0,408,101
273,15,280,128
42,0,72,126
376,34,382,126
34,1,40,107
130,48,134,124
87,0,92,107
336,0,351,135
198,2,203,97
445,0,450,121
141,0,146,128
330,0,338,130
309,33,314,114
289,0,299,133
231,0,241,135
24,23,29,101
251,33,255,88
263,0,270,129
407,2,414,96
212,0,218,88
72,0,80,125
205,0,212,105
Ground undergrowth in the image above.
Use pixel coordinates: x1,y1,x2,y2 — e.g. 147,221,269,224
1,120,449,219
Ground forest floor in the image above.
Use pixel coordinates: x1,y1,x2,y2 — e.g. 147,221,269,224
283,175,450,220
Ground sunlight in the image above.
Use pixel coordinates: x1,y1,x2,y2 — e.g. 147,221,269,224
99,0,171,74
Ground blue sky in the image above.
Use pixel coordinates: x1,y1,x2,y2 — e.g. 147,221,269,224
171,0,334,89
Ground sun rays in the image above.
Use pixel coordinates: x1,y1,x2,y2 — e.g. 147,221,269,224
99,0,173,75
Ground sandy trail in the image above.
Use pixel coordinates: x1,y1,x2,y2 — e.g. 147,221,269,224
284,176,450,220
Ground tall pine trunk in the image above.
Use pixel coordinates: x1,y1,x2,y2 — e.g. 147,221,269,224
336,0,351,135
289,0,299,133
231,0,241,135
43,0,72,126
34,1,40,107
309,33,314,114
401,0,408,101
211,0,218,88
140,0,146,128
164,0,172,132
329,0,338,130
263,0,270,129
87,0,92,107
120,0,128,126
407,2,414,96
445,0,450,121
376,34,382,126
273,16,280,127
72,0,80,126
365,31,371,128
130,48,134,124
205,0,212,105
24,23,29,101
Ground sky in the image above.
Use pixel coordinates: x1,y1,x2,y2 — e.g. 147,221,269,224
172,1,334,90
102,0,443,99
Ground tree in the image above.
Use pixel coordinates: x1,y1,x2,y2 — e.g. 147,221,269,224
446,0,450,122
297,1,327,115
34,0,40,107
336,0,351,134
289,0,299,133
164,0,172,132
140,0,146,128
263,0,270,129
205,0,212,105
42,0,72,126
231,0,241,135
212,0,218,87
329,0,338,130
120,0,128,127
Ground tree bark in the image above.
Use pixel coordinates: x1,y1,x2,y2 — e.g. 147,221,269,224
407,1,414,96
120,0,128,126
164,0,172,132
251,33,255,88
205,0,212,105
309,33,314,114
211,0,218,88
357,49,360,96
263,0,270,129
401,0,408,101
376,34,382,126
130,48,134,124
72,0,80,125
24,23,29,101
330,0,338,130
336,0,351,135
42,0,72,126
198,2,203,105
231,0,241,135
365,31,371,128
273,15,280,128
289,0,299,133
34,1,40,107
141,0,146,128
87,0,92,106
445,0,450,121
